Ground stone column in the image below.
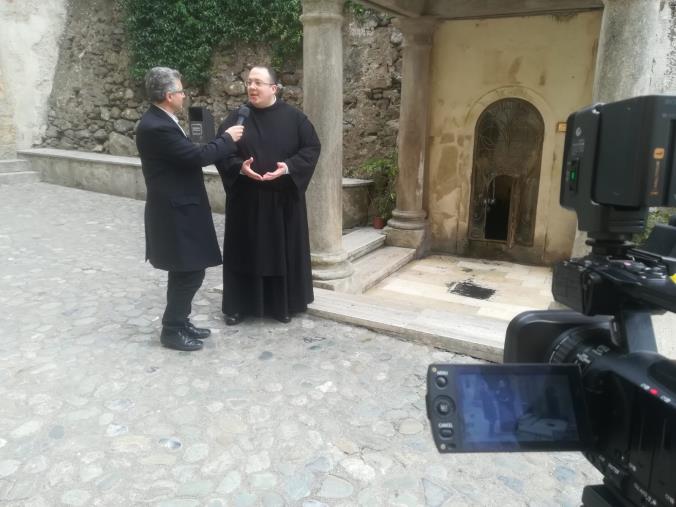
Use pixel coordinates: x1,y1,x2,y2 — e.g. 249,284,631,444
302,0,353,289
593,0,664,103
385,17,438,253
571,0,667,256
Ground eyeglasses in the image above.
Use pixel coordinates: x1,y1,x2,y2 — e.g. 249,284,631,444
245,80,275,88
169,89,186,95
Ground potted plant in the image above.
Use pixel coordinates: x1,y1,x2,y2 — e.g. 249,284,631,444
355,154,398,229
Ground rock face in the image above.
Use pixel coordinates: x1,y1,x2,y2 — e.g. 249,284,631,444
107,132,137,157
41,0,402,172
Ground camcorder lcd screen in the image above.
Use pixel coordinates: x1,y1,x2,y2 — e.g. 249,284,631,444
454,365,591,452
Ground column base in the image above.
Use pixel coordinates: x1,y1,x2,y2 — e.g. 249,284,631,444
384,222,429,255
313,276,353,293
387,208,427,230
311,250,354,292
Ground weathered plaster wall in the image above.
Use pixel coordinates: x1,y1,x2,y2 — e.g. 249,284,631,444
426,11,602,263
0,62,16,159
0,0,68,152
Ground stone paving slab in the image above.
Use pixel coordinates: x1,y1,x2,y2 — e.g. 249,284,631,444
309,289,505,363
0,183,603,506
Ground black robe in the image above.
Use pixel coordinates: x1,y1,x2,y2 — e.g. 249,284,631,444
215,100,321,318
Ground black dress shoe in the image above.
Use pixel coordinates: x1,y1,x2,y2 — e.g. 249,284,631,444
184,321,211,339
160,327,203,351
275,314,291,324
224,312,244,326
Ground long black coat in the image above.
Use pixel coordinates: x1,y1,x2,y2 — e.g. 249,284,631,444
215,100,320,316
136,105,237,271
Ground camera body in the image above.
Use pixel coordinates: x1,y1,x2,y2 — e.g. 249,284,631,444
427,96,676,507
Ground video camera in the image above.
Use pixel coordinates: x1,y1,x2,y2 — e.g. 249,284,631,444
427,96,676,507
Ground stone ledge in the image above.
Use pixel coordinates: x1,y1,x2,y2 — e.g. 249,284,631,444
19,147,142,167
0,171,40,184
17,148,371,223
19,147,221,174
0,159,30,173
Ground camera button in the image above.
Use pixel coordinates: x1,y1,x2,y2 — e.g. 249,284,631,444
436,376,448,388
440,427,454,439
435,397,455,416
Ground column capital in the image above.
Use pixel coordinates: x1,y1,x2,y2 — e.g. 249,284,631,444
301,0,344,24
393,16,438,48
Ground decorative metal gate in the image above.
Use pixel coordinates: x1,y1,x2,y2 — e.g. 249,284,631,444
468,98,544,248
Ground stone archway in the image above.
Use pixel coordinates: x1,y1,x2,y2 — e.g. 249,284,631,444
468,98,544,253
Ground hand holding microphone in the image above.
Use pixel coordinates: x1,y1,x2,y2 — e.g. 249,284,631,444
224,125,244,142
223,105,250,142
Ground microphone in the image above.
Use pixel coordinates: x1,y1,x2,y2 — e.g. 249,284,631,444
236,105,250,126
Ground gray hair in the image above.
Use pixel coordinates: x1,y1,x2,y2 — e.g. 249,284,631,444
144,67,182,103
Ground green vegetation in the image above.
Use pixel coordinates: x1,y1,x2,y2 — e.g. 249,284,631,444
121,0,303,85
634,207,676,246
121,0,375,86
350,154,398,220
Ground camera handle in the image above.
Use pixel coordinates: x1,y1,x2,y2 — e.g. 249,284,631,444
610,310,658,354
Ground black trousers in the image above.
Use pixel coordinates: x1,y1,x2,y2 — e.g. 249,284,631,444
162,269,205,327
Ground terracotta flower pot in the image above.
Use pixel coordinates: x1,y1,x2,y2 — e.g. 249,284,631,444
372,216,386,229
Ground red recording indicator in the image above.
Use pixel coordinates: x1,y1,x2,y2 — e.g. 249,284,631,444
649,388,659,396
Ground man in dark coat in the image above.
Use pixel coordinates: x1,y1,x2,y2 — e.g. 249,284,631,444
136,66,243,351
215,66,321,324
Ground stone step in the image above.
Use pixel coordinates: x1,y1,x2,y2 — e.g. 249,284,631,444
342,227,386,262
0,159,30,173
351,245,415,293
308,288,506,362
0,171,40,184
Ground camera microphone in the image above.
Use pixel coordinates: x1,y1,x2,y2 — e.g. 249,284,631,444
236,105,250,126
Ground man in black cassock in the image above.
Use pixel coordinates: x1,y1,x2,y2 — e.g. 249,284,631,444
215,66,321,324
137,67,243,351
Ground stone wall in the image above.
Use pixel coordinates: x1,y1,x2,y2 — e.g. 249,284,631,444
0,0,68,153
42,0,402,172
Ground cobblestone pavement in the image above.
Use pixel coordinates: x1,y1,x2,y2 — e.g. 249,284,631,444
0,183,601,506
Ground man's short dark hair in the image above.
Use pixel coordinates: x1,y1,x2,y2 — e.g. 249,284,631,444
251,65,279,86
145,67,182,103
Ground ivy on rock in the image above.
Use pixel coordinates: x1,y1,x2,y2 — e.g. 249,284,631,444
121,0,375,85
121,0,303,85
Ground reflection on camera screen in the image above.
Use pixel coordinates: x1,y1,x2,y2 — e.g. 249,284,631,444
458,373,580,446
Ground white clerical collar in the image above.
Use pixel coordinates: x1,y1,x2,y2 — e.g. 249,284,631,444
254,96,277,109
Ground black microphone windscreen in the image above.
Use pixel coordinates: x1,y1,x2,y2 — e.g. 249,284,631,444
236,105,251,125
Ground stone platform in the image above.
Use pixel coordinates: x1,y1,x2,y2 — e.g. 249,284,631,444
0,182,602,506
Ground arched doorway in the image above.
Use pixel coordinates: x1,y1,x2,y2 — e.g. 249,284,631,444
468,98,544,253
